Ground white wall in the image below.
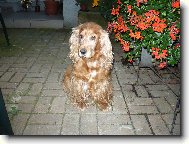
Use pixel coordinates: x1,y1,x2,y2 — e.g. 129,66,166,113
63,0,79,28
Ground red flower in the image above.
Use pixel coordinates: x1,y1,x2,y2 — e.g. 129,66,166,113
117,0,121,5
172,1,180,8
121,41,130,52
159,62,167,69
127,5,132,13
152,19,167,33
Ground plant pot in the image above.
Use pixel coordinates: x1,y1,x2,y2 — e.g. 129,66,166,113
80,4,88,11
35,5,40,12
44,0,59,15
140,47,153,67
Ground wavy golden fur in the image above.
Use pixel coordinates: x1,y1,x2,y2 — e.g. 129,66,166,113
63,22,113,110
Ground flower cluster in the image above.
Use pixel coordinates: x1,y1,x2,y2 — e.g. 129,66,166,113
106,0,180,69
92,0,100,7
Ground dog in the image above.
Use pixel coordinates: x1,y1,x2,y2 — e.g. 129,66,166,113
63,22,113,111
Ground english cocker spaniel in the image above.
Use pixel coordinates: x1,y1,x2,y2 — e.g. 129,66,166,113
63,22,113,111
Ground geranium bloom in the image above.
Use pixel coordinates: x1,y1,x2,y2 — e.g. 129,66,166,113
172,0,180,8
169,24,180,40
111,6,120,15
129,30,143,40
121,41,130,52
159,62,167,69
136,0,148,7
127,5,132,13
152,19,167,33
92,0,100,7
117,0,121,4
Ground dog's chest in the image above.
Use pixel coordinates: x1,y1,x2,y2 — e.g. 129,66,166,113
87,61,98,78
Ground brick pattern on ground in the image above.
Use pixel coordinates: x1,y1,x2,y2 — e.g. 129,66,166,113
0,29,180,135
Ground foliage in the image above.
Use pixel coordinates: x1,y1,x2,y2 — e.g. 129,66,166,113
102,0,180,69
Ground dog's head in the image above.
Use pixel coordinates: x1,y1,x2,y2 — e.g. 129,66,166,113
69,22,113,69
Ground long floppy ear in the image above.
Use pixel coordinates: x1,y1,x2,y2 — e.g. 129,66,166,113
69,24,82,63
99,30,114,70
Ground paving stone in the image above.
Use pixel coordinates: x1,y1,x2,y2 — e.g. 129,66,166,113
50,97,66,113
135,85,149,97
14,57,28,64
131,115,152,135
28,114,63,125
19,96,37,104
98,114,131,125
149,90,176,98
26,72,48,78
11,114,30,135
66,100,98,114
16,83,30,95
0,82,18,89
28,83,43,95
162,113,180,125
9,72,26,83
112,95,128,114
98,124,135,135
153,98,173,113
0,64,11,72
80,114,98,135
41,89,66,97
61,113,80,135
167,84,180,96
11,63,32,70
1,88,14,98
122,91,136,103
128,105,159,114
112,74,121,90
0,57,17,64
43,82,62,90
128,97,154,106
47,73,60,82
138,73,155,84
171,124,181,135
23,125,61,135
29,64,42,72
145,85,169,91
122,85,133,91
0,71,3,77
0,71,15,82
18,103,34,113
22,77,46,83
8,67,29,72
148,114,170,135
34,97,52,113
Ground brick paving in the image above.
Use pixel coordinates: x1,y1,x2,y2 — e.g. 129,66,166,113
0,29,180,135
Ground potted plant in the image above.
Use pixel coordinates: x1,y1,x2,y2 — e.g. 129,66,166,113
105,0,180,69
35,0,40,12
75,0,88,11
44,0,60,15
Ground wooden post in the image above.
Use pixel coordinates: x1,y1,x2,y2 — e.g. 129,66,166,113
0,89,14,135
0,11,10,46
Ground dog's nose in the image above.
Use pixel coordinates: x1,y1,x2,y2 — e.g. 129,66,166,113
80,48,87,55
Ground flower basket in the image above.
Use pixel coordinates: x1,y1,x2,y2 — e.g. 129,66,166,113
44,0,59,15
104,0,180,69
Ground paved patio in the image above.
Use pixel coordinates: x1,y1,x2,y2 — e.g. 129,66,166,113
0,29,180,135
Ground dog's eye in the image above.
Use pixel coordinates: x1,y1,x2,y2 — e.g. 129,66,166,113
91,36,96,40
79,34,83,39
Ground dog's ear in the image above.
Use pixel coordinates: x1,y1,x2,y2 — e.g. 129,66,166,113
99,30,114,70
69,24,82,63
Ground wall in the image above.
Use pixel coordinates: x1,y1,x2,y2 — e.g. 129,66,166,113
63,0,79,28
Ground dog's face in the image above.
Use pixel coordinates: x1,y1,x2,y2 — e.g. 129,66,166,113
78,29,98,59
69,22,113,70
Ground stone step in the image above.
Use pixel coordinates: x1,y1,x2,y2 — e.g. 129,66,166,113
0,11,63,28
